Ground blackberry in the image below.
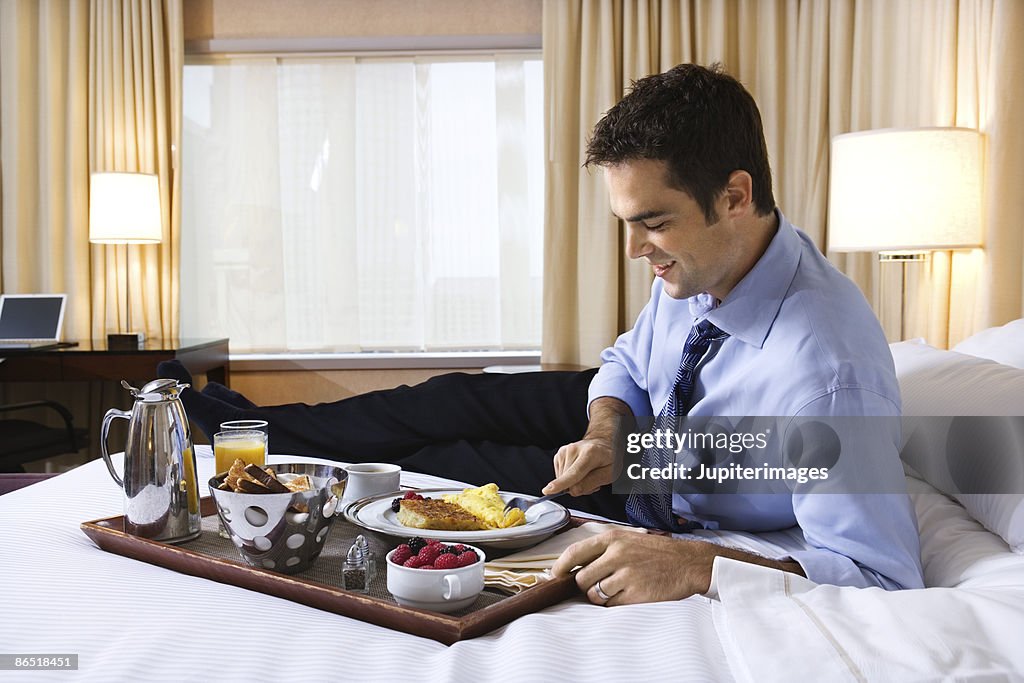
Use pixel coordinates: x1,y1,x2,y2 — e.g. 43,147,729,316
407,537,427,554
390,497,402,513
442,544,462,556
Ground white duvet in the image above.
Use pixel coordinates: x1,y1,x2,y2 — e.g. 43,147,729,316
710,477,1024,681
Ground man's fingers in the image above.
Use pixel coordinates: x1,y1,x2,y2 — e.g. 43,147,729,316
546,445,577,494
546,447,591,493
547,438,614,495
552,445,571,476
550,534,611,577
546,456,592,495
567,464,612,496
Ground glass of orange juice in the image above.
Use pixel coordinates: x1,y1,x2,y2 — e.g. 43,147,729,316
214,429,267,473
213,429,268,538
219,420,269,452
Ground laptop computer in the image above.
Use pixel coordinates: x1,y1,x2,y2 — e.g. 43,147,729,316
0,293,68,350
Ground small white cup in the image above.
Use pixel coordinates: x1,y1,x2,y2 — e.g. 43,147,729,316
386,544,486,612
342,463,401,502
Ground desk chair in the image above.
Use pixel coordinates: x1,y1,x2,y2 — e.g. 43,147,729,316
0,400,89,473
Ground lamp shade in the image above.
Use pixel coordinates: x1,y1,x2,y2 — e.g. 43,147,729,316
827,128,984,252
89,172,163,244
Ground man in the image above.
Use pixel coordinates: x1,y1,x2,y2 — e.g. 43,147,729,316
544,64,923,603
163,63,923,605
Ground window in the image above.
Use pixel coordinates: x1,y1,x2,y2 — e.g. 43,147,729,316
181,55,543,353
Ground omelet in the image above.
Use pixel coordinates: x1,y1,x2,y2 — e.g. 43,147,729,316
443,483,526,529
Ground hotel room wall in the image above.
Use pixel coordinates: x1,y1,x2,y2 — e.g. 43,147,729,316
182,0,541,41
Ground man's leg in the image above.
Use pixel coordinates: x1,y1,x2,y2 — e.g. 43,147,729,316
159,361,624,520
159,360,597,461
203,382,257,408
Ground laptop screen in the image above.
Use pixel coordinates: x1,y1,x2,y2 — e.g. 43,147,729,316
0,294,66,341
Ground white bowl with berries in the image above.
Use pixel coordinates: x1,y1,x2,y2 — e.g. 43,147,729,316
386,538,486,612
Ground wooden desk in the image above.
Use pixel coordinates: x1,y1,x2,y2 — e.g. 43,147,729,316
0,338,230,386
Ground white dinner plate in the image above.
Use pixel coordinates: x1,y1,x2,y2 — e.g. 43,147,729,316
342,488,572,550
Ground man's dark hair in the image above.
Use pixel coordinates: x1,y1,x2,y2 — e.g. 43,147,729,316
585,63,775,224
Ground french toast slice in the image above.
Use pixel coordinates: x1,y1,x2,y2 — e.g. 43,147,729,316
396,499,486,531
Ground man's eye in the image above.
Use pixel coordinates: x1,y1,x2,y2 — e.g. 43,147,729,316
645,222,667,231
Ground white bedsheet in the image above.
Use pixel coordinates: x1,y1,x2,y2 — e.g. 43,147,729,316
710,476,1024,682
6,453,1023,681
0,452,732,682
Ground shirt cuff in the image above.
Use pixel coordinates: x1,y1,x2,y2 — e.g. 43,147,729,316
587,363,651,419
787,549,904,590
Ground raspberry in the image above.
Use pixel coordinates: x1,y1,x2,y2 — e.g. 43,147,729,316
391,544,412,565
403,555,427,568
403,490,419,500
406,537,427,554
456,550,479,567
454,544,468,553
427,539,443,546
418,544,441,564
433,553,460,570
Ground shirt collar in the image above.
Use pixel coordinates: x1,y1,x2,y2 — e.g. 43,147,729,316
702,209,802,349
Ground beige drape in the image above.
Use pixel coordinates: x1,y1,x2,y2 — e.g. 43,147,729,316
0,0,91,335
0,0,182,342
90,0,183,340
543,0,1024,365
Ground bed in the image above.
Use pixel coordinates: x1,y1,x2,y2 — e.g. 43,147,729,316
2,324,1023,681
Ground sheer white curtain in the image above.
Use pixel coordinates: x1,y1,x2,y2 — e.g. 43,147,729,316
181,55,543,353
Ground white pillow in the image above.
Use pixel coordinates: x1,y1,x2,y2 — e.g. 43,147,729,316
907,475,1024,588
953,318,1024,369
890,341,1024,551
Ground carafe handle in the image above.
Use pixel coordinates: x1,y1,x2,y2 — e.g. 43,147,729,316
100,408,131,488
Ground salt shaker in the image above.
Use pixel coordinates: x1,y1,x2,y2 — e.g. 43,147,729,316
342,543,369,593
354,534,376,583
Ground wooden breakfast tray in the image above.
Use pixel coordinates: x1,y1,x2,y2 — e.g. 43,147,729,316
81,497,580,645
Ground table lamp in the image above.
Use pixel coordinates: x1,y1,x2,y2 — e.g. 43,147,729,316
89,172,162,349
827,127,984,340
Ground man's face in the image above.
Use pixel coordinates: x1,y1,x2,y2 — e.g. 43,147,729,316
603,158,746,301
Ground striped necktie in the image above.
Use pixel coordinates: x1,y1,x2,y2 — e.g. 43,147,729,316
625,318,729,531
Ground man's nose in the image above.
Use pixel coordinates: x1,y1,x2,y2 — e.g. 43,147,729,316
625,224,652,260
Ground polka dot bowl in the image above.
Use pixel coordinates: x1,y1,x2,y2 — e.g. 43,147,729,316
209,463,347,574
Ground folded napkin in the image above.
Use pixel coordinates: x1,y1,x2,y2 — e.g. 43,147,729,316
484,522,647,594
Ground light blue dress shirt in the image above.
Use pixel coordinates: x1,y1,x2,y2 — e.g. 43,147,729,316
589,211,925,590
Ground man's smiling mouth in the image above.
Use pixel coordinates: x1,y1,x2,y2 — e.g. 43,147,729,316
652,262,676,277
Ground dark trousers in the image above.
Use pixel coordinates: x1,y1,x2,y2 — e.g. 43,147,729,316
222,369,627,521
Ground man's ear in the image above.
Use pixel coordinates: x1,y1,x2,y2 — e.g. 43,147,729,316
723,170,754,217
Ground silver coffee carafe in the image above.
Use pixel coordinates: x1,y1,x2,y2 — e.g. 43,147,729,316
100,378,201,543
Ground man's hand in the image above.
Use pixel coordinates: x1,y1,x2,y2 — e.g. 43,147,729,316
543,397,633,497
550,528,805,606
545,437,614,496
